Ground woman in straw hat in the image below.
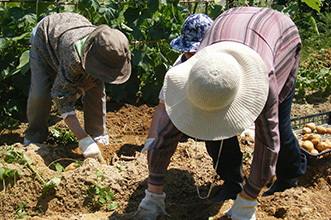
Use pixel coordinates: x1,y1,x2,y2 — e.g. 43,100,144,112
141,13,213,153
24,13,131,163
134,7,307,220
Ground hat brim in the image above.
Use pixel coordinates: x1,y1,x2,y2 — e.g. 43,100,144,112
170,36,201,52
81,25,131,84
164,41,269,140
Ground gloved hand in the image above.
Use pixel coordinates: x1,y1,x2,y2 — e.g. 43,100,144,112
224,193,258,220
79,136,105,163
141,138,155,153
133,189,169,220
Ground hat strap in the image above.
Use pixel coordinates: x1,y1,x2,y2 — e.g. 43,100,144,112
193,139,223,199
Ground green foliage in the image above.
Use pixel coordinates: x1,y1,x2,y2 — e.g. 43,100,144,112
1,146,63,196
55,163,64,173
42,177,61,195
0,166,21,194
296,48,331,99
86,170,118,211
1,146,46,184
50,127,78,145
15,201,29,219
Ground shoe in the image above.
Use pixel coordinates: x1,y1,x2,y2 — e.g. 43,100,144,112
209,180,243,203
23,137,32,146
262,178,298,196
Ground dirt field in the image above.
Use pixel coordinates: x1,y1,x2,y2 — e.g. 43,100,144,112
0,92,331,220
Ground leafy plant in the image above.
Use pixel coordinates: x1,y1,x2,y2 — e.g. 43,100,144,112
42,177,61,195
15,201,29,219
86,169,118,211
50,127,78,145
2,146,46,184
0,166,21,194
1,146,62,195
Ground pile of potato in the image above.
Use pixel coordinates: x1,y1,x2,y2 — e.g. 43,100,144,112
298,122,331,155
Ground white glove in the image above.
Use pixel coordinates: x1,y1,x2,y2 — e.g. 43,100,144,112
133,189,169,220
224,193,258,220
79,136,104,163
141,138,155,153
93,134,109,145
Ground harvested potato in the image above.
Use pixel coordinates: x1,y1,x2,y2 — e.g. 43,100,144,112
324,139,331,146
326,127,331,134
316,126,326,134
311,139,320,147
324,139,331,149
316,142,328,152
64,162,79,171
305,122,316,131
302,134,311,141
310,149,319,155
302,127,312,134
301,140,314,152
310,134,322,142
298,140,303,147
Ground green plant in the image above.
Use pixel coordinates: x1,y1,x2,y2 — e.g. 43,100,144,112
1,146,62,195
50,127,78,145
15,201,29,219
0,166,21,194
2,146,46,184
87,169,118,211
42,177,61,195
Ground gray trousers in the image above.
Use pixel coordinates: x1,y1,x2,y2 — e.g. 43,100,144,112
25,45,107,143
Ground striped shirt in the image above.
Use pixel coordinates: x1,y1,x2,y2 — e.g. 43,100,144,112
148,7,301,198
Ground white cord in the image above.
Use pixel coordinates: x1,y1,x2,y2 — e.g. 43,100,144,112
193,139,223,199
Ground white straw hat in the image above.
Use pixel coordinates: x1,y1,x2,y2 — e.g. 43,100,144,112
163,41,269,140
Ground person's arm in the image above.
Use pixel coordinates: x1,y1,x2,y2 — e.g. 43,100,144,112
147,103,165,139
243,75,280,199
64,114,88,140
134,111,182,219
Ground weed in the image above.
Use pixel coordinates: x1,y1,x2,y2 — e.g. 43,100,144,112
50,127,78,145
1,146,62,195
15,201,29,219
86,170,118,211
0,166,21,194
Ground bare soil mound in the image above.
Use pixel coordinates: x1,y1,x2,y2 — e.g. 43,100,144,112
1,94,331,220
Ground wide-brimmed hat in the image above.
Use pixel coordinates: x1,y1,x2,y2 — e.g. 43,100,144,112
170,14,213,52
164,41,269,140
81,25,131,84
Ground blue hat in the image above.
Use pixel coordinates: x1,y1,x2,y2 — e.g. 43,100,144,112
170,14,213,52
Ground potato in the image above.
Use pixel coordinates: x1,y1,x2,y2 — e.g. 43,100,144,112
310,134,322,142
305,122,316,132
326,127,331,135
302,127,312,134
298,140,303,147
302,134,311,141
324,139,331,149
311,139,320,147
316,142,328,152
316,126,326,134
301,140,314,152
310,149,319,155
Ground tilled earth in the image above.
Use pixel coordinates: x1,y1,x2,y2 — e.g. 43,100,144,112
0,93,331,220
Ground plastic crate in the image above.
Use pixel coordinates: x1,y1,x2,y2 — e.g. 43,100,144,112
291,111,331,131
291,111,331,159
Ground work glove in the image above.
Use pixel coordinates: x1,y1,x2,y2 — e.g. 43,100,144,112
133,189,169,220
141,138,155,153
79,136,104,163
224,193,258,220
93,134,110,145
